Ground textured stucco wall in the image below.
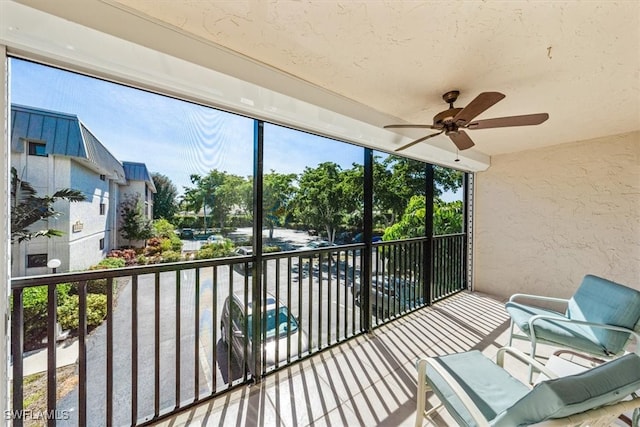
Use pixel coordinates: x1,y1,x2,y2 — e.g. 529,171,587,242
474,131,640,300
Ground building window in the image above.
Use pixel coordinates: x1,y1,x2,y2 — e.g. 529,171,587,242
100,203,106,215
99,174,106,181
26,254,48,268
28,141,47,156
99,238,105,250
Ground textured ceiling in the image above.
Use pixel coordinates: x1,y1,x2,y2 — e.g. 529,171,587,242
11,0,640,157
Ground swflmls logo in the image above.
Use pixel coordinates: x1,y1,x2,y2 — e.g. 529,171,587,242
5,409,71,420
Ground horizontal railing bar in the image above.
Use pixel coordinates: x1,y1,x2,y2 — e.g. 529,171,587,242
10,257,252,288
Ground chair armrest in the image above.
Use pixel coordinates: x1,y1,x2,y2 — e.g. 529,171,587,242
496,346,559,380
417,357,491,427
509,293,569,305
528,315,640,355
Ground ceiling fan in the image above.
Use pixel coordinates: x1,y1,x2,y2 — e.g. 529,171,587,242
385,90,549,152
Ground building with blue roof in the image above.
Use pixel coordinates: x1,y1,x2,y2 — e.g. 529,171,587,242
10,104,156,276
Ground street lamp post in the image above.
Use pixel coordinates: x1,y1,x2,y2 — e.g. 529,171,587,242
47,258,61,274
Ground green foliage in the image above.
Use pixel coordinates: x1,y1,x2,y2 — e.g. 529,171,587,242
10,166,87,243
195,240,236,259
263,245,281,253
383,196,464,240
97,257,126,269
434,199,463,235
107,249,137,266
119,193,152,244
263,171,297,239
160,250,182,263
183,170,245,230
383,196,426,241
20,284,72,349
57,294,107,330
151,173,179,220
152,218,176,238
293,162,352,243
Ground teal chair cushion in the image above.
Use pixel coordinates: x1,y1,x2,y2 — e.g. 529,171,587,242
425,350,529,427
492,353,640,426
566,274,640,354
505,302,608,356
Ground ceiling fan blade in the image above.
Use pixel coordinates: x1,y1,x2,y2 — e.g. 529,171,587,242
448,130,475,151
394,131,444,151
384,124,437,129
453,92,505,124
466,113,549,129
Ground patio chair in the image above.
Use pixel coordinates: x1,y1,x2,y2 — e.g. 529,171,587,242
505,274,640,381
415,347,640,427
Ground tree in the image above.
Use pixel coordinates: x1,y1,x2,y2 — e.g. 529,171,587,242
183,170,248,230
382,196,463,240
212,173,244,229
10,167,86,243
263,171,297,239
119,193,152,246
151,172,178,220
378,156,464,226
433,199,463,235
183,173,219,230
294,162,352,243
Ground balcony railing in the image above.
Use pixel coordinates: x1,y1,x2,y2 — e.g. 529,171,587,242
10,234,466,426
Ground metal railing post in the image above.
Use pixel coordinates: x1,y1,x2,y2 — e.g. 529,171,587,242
251,119,264,381
362,148,374,331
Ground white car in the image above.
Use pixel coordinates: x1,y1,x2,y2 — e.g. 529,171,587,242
206,234,226,244
220,293,308,375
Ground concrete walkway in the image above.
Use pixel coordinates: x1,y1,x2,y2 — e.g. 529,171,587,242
11,338,79,378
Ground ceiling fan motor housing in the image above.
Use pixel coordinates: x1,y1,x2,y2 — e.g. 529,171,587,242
433,108,463,127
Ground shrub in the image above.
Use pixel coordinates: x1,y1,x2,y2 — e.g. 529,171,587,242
97,257,125,269
107,249,137,265
57,294,107,330
145,237,163,256
152,218,176,238
136,254,148,265
20,284,72,350
161,250,182,263
195,241,236,260
263,245,281,253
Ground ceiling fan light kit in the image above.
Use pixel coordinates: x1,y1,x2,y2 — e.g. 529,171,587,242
385,91,549,152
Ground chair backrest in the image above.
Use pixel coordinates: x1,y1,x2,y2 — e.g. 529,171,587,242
492,353,640,426
565,274,640,354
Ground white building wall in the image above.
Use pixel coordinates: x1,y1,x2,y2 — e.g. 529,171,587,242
474,131,640,299
66,161,112,271
11,152,116,275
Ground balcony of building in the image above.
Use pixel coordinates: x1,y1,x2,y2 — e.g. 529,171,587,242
2,2,639,426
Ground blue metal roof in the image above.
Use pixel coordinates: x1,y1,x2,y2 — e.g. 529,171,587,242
11,104,126,183
122,161,157,193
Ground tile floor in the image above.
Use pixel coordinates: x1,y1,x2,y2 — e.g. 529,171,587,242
150,291,564,427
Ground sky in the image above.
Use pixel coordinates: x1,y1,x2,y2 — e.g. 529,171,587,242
10,58,460,201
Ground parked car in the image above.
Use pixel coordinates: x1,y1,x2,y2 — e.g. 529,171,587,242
300,240,336,251
179,228,194,240
220,293,308,375
353,233,382,243
234,246,253,274
206,234,226,244
353,275,423,317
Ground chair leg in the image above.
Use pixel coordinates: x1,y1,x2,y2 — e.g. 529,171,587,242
416,360,427,427
528,339,538,384
508,320,515,346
